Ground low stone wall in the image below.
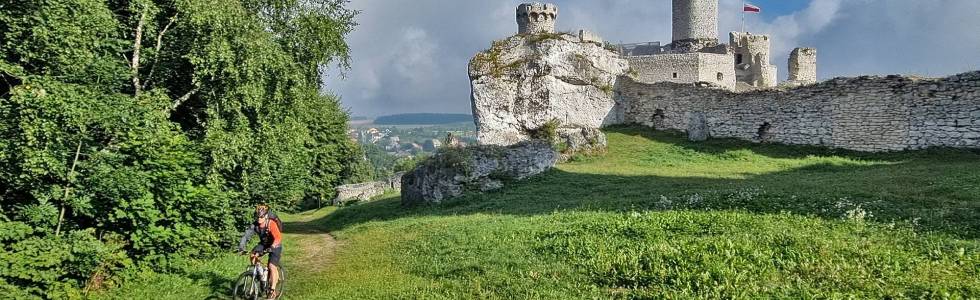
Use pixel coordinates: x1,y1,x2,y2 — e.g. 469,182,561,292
617,71,980,152
332,172,404,206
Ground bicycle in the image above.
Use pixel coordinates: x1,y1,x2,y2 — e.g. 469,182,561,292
232,250,286,300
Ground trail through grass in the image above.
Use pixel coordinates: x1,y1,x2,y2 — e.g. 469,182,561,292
101,127,980,299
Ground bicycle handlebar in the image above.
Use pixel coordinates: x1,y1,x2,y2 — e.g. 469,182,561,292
239,248,272,255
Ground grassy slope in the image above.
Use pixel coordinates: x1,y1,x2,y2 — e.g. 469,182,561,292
101,127,980,299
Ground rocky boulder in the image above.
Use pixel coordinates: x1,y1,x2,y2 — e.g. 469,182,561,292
333,172,403,206
555,127,607,161
468,32,629,146
401,140,558,206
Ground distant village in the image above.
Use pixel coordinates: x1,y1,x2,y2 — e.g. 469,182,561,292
347,124,477,157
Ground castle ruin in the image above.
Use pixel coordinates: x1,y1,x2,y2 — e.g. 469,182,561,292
623,0,798,90
788,47,818,85
467,2,980,152
516,2,557,35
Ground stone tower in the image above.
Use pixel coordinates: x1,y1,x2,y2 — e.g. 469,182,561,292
789,48,817,84
730,32,777,88
672,0,719,44
517,2,558,35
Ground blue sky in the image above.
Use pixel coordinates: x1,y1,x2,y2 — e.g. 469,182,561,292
746,0,809,20
325,0,980,117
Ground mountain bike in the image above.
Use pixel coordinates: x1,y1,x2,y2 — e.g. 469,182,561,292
232,250,286,300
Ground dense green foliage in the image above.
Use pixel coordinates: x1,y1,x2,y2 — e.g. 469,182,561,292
102,127,980,298
373,113,473,125
0,0,360,297
361,143,428,179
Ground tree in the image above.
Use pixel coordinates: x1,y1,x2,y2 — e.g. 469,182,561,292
0,0,361,295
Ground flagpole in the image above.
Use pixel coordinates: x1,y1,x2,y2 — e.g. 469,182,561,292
741,1,746,33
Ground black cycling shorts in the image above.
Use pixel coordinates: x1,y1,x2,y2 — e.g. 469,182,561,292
252,244,283,267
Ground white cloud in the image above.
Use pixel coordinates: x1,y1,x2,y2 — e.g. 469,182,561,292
326,0,980,116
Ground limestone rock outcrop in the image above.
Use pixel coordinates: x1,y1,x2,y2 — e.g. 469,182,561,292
468,33,629,146
401,140,557,206
555,127,607,161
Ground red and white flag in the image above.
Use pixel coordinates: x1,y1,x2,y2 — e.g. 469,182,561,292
744,3,761,13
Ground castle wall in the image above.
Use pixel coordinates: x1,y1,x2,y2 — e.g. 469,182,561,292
789,48,817,84
672,0,718,42
617,71,980,152
627,53,734,89
697,53,737,89
731,32,777,88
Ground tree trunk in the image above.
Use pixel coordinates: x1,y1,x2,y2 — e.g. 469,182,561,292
144,13,178,90
131,10,147,96
55,140,83,236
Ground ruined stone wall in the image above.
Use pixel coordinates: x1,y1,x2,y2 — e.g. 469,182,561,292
730,32,777,88
332,172,404,206
578,30,603,45
517,3,558,34
697,53,736,89
789,48,817,84
628,53,734,90
672,0,718,42
617,71,980,152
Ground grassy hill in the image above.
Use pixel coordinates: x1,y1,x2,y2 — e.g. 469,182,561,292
100,126,980,299
373,113,473,125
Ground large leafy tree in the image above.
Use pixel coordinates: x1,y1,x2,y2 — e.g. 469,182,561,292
0,0,360,297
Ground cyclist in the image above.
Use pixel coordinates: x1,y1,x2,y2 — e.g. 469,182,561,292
238,204,283,299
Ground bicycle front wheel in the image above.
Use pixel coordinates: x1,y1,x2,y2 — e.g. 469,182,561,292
232,272,259,300
273,267,285,300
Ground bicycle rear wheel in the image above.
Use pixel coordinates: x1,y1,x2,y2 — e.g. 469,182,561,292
232,271,259,300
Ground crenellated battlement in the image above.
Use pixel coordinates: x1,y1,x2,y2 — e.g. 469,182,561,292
517,2,558,34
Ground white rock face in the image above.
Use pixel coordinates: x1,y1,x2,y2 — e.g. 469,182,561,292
400,140,558,206
468,33,629,146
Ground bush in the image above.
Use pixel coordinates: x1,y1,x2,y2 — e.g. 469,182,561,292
0,222,131,298
529,119,560,142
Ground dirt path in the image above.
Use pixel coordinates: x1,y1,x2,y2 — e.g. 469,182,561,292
283,209,342,275
289,230,339,273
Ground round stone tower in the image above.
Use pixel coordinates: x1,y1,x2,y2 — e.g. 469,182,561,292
671,0,719,43
517,2,558,35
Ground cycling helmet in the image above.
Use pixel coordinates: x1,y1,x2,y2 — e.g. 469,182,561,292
255,204,270,219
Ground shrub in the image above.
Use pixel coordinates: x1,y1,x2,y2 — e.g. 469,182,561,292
526,32,566,44
529,119,561,142
0,222,131,298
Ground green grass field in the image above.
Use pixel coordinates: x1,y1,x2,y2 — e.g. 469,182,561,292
99,126,980,299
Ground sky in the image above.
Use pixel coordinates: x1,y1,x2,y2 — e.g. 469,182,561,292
323,0,980,117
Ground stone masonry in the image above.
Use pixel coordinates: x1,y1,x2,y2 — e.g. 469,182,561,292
627,53,734,89
618,71,980,152
730,32,777,89
672,0,719,45
469,2,980,155
789,48,818,85
517,2,557,35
